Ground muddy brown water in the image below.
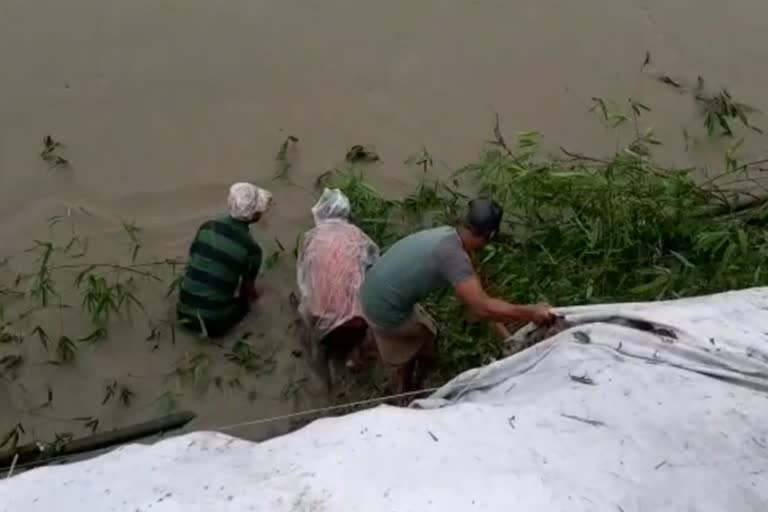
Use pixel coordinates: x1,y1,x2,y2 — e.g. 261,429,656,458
1,0,767,452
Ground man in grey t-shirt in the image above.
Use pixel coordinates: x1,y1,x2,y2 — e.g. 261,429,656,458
360,198,554,392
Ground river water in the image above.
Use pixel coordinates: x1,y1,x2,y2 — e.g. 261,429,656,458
1,0,767,449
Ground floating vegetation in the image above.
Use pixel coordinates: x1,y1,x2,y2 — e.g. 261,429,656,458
656,75,683,90
174,352,212,393
121,219,142,263
225,340,276,374
0,354,24,380
78,327,108,345
100,380,134,406
405,146,434,173
31,326,51,351
0,329,23,345
0,423,26,450
345,144,380,164
40,135,70,169
274,135,299,179
694,79,763,137
55,336,78,364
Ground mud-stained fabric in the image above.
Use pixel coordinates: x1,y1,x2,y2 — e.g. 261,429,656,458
366,304,438,365
177,215,261,329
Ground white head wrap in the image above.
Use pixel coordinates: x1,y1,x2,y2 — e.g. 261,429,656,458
310,188,351,225
228,182,273,221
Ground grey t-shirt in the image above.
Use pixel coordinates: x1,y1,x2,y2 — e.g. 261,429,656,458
360,226,474,327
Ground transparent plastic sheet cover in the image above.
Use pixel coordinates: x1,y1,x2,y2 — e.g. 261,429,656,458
296,189,379,339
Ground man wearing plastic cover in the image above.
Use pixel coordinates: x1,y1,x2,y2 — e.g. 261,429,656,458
360,198,555,392
297,188,379,388
177,182,272,338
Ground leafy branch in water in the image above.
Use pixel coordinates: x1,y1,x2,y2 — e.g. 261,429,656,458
405,147,434,173
225,340,276,374
694,79,762,137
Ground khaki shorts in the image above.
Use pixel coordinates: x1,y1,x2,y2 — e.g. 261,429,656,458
367,305,438,366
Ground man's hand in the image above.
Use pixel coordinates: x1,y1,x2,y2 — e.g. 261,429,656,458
492,322,512,339
454,276,556,325
524,303,555,326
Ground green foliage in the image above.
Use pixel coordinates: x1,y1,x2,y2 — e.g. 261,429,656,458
337,130,768,378
27,241,58,307
225,340,276,373
78,273,143,326
331,167,402,246
694,80,762,137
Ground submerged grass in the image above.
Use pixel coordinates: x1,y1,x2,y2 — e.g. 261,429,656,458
334,117,768,378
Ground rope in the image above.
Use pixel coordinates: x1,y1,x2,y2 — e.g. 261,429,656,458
217,386,440,432
0,386,440,475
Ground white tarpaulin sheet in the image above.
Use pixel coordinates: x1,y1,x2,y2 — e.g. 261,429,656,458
2,288,768,511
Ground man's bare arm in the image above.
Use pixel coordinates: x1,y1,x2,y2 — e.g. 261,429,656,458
453,275,553,325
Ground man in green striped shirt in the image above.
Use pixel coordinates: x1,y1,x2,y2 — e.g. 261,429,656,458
177,182,273,337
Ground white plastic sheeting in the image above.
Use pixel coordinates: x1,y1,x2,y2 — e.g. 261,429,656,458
2,288,768,511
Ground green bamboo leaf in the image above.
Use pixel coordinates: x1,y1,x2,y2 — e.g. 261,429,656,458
0,354,24,379
32,326,50,351
670,251,695,269
119,386,135,407
102,381,116,405
630,274,669,296
78,328,108,345
737,229,749,255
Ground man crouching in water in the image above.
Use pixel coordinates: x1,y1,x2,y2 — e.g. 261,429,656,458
360,198,554,392
177,182,272,338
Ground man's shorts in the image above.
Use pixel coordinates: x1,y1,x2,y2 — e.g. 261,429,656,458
367,305,438,366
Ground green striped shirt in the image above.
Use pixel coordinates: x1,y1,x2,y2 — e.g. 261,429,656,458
177,215,262,322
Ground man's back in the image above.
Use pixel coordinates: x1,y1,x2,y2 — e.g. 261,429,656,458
178,215,261,322
361,226,472,328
